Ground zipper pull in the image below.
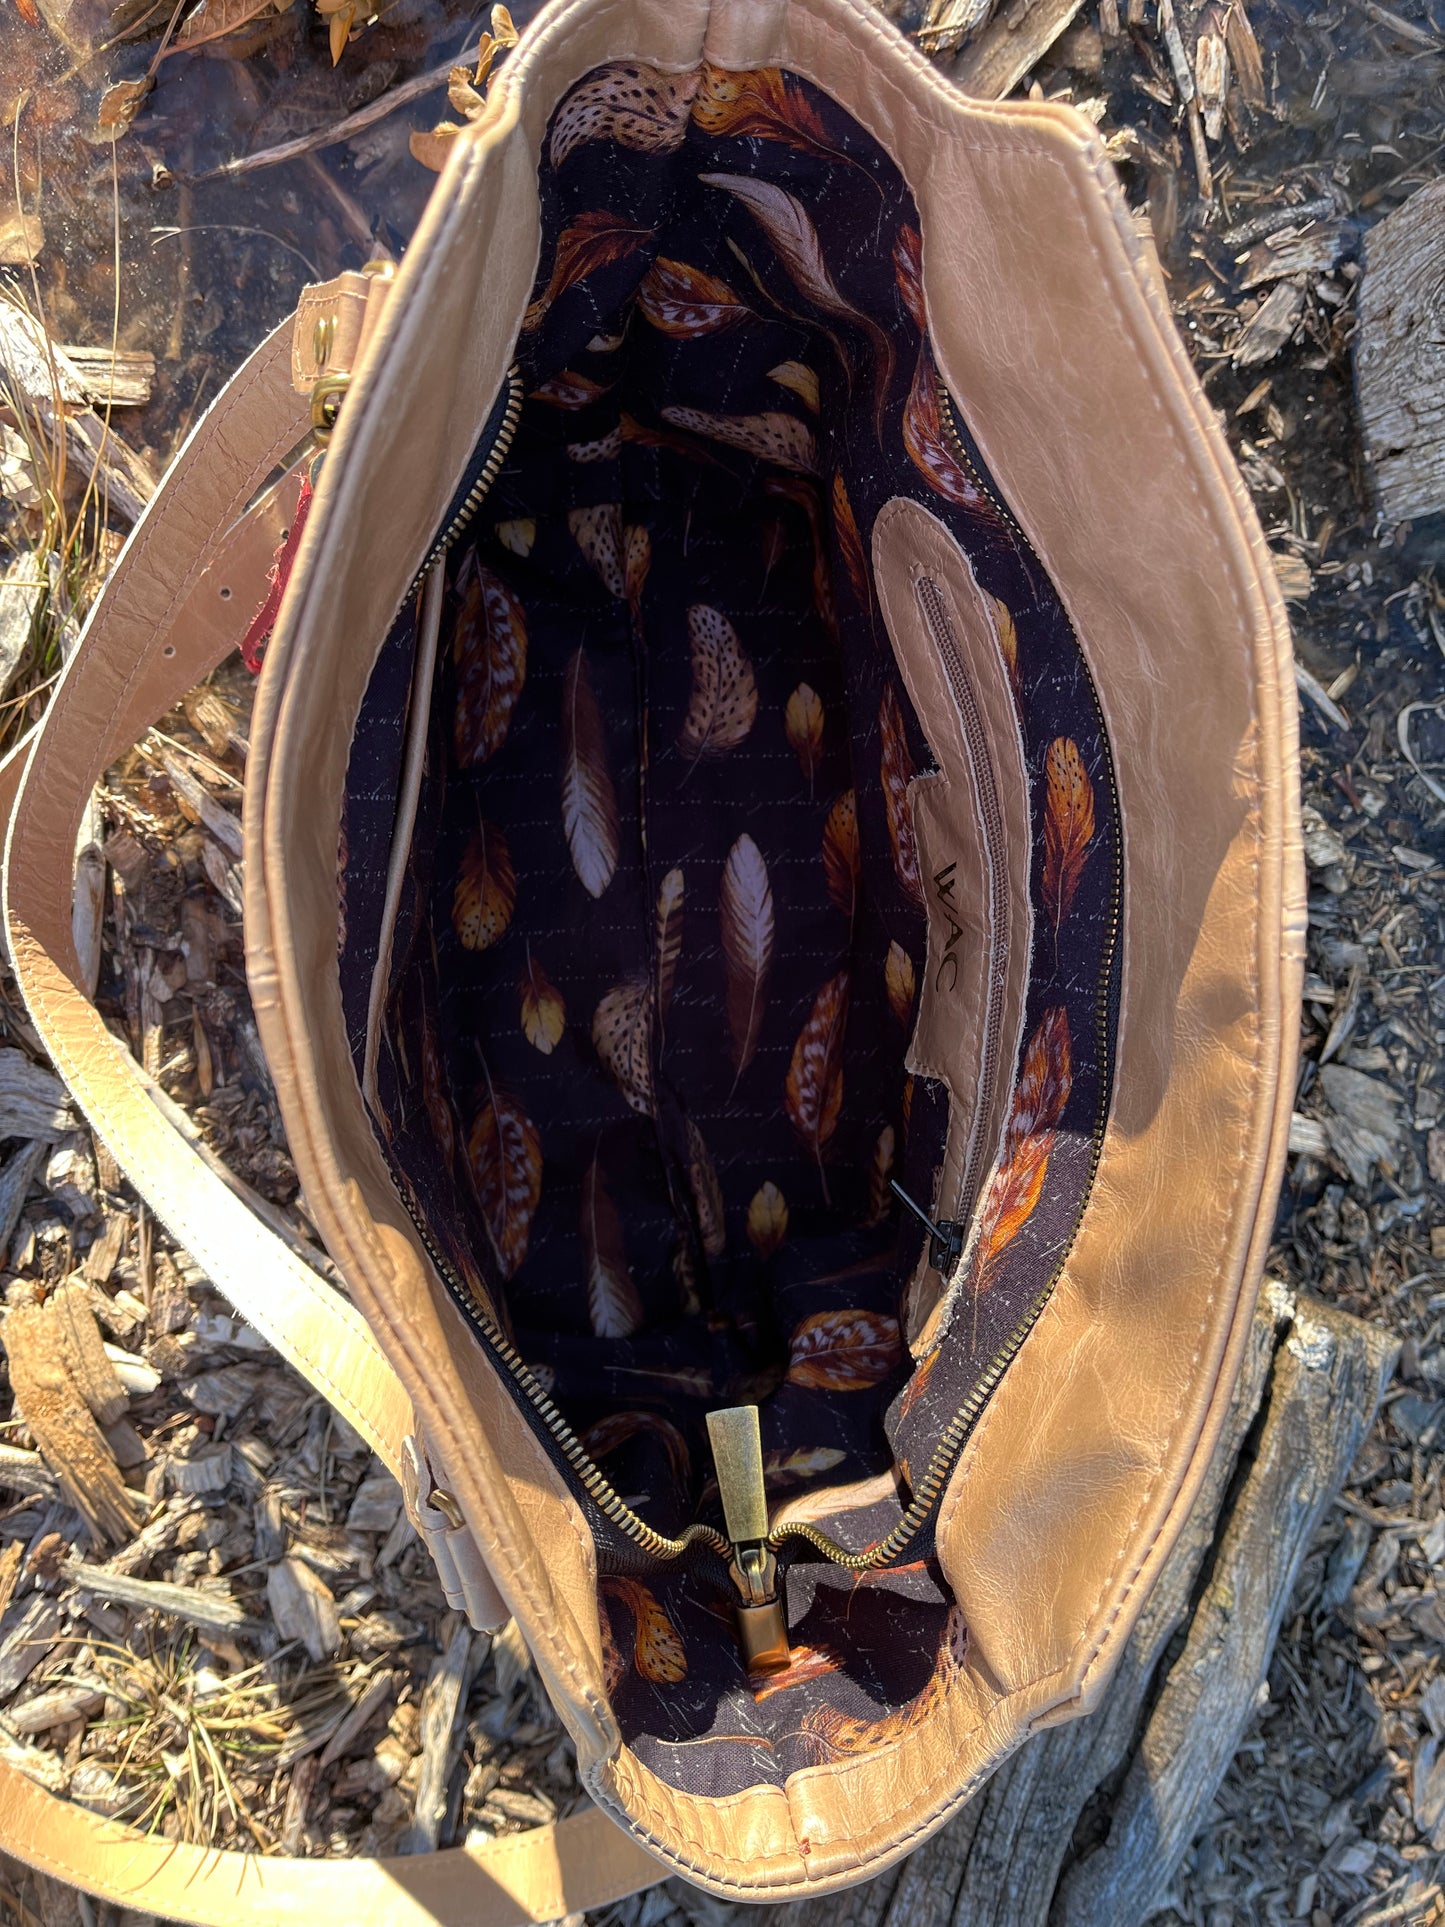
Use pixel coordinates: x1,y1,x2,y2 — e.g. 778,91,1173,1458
706,1405,790,1678
890,1180,966,1275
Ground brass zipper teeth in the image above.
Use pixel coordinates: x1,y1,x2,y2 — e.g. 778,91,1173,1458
914,573,1009,1228
768,388,1125,1574
381,376,1119,1584
407,365,526,596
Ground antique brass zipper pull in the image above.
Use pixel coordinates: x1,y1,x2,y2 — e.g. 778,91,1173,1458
890,1180,966,1275
706,1405,790,1678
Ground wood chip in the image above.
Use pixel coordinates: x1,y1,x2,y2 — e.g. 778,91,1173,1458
397,1617,475,1854
1233,281,1306,366
951,0,1086,97
1356,179,1445,522
0,1050,73,1141
268,1556,341,1663
59,346,155,408
61,1559,254,1635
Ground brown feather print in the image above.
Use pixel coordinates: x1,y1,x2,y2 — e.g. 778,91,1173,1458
902,348,1000,520
561,649,620,900
655,867,684,1020
685,1118,726,1262
786,1308,901,1391
691,64,834,158
453,558,527,769
637,258,754,336
466,1065,541,1280
989,593,1021,700
765,476,837,638
719,833,774,1077
893,223,926,330
879,686,924,907
519,951,565,1055
581,1410,691,1487
697,173,895,442
746,1181,788,1259
1042,737,1096,941
768,360,820,413
785,971,849,1201
548,62,700,169
524,210,655,331
884,942,916,1027
800,1606,967,1762
624,524,651,624
785,683,824,791
600,1576,687,1683
678,605,758,759
419,1009,456,1174
568,503,627,600
974,1006,1072,1288
822,790,859,918
660,405,818,474
831,472,871,609
568,427,624,465
530,369,612,408
582,1155,643,1337
865,1125,896,1226
453,821,516,950
593,979,654,1117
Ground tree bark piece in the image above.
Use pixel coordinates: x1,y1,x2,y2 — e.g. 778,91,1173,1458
1355,180,1445,522
1056,1292,1398,1925
951,0,1087,99
0,1298,137,1547
398,1617,476,1854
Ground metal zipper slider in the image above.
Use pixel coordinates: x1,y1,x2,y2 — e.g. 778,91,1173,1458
706,1405,790,1678
890,1180,966,1275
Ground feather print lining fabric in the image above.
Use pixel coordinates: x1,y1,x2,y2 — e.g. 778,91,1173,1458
337,62,1121,1796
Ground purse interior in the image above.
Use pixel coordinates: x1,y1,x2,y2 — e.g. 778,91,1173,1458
335,60,1122,1797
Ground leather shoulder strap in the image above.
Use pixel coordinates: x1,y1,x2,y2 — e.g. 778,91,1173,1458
0,302,664,1923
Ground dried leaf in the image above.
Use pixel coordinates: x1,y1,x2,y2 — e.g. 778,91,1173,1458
448,66,488,121
786,1308,900,1391
561,648,620,900
453,822,516,950
525,209,654,331
678,604,758,758
768,360,820,412
975,1007,1072,1287
568,502,627,599
410,124,461,172
785,972,848,1196
832,472,870,608
98,77,153,136
720,833,775,1077
520,953,565,1055
175,0,280,51
549,62,700,170
582,1156,643,1336
453,557,526,767
884,942,916,1027
466,1068,541,1279
822,790,859,917
1041,736,1096,940
879,686,923,907
661,405,817,474
637,258,754,337
746,1181,788,1260
785,683,824,788
685,1119,726,1261
593,980,653,1116
602,1576,687,1682
655,867,684,1019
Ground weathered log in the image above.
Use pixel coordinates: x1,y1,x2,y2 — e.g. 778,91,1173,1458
1356,180,1445,523
671,1288,1396,1927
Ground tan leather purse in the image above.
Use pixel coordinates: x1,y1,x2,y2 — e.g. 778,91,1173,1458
0,0,1303,1915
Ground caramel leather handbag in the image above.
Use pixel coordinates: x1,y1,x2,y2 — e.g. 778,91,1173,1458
0,0,1304,1915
